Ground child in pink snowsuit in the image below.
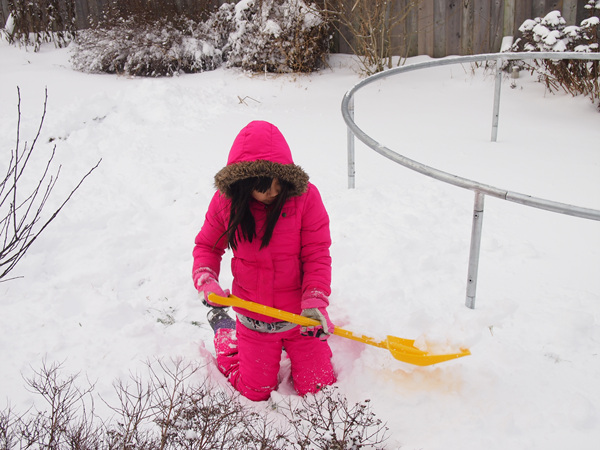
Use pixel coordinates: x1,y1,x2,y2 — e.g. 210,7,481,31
192,120,336,401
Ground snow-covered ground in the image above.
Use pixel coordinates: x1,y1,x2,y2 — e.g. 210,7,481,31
1,40,599,449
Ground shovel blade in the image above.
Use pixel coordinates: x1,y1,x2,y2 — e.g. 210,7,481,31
386,335,471,366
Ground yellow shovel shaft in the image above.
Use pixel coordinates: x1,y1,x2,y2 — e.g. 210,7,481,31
209,294,417,350
207,294,470,366
209,294,384,345
209,293,319,326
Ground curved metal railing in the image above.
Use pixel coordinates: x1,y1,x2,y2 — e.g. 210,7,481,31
341,52,600,308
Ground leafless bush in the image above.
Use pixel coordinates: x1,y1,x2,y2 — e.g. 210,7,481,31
0,406,19,449
236,412,293,449
104,371,157,448
94,0,215,28
3,0,77,51
0,88,100,282
17,360,99,449
323,0,422,75
1,358,389,448
279,386,389,449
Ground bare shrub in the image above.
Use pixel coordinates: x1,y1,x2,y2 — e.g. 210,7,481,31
3,0,77,51
0,88,100,282
104,370,157,448
2,358,389,448
0,406,19,449
19,360,98,449
94,0,215,27
102,358,291,449
279,386,389,449
323,0,423,75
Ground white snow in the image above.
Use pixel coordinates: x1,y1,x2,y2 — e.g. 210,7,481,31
542,10,566,27
1,40,599,449
262,19,282,36
519,18,539,32
582,16,600,27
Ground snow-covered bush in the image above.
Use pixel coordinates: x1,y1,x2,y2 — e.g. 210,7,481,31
70,0,330,76
509,2,599,108
2,0,77,51
513,9,598,53
205,0,331,73
71,17,222,77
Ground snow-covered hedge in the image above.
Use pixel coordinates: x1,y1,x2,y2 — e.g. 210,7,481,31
509,2,599,108
70,0,331,77
512,9,599,53
212,0,331,73
71,17,222,77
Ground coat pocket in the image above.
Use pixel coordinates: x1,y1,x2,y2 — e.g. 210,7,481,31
273,256,302,291
231,257,258,292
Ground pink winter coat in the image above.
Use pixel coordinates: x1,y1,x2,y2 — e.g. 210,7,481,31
193,121,332,322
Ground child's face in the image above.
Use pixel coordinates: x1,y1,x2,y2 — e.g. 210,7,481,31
252,178,281,205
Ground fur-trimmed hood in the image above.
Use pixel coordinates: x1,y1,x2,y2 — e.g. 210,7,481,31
214,121,309,198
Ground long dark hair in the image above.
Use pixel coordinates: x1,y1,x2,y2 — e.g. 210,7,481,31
221,177,291,250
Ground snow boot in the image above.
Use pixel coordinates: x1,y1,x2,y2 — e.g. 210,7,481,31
207,308,236,333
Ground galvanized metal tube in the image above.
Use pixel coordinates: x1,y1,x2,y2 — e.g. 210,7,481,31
340,51,600,309
341,52,600,222
506,191,600,221
347,95,355,189
466,191,485,309
491,57,503,142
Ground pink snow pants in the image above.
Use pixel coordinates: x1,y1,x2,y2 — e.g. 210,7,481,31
214,320,336,401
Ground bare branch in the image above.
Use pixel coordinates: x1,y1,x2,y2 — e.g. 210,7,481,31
0,88,101,282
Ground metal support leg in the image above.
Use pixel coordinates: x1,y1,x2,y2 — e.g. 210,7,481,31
347,96,355,189
491,58,503,142
466,191,485,309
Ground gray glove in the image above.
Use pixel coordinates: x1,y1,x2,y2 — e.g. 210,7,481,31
300,307,334,340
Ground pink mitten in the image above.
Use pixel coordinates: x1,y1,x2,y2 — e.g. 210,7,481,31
301,289,330,310
195,270,230,308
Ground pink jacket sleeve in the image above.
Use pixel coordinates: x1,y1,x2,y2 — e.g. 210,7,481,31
192,191,230,286
300,184,332,309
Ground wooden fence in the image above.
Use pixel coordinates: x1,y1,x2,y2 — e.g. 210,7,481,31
0,0,596,57
411,0,591,57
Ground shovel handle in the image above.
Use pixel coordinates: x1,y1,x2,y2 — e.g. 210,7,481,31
207,294,471,366
208,293,320,327
208,293,387,348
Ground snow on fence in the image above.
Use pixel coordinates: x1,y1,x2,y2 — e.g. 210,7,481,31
342,51,600,309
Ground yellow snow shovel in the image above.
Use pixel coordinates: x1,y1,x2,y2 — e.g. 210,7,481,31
208,294,470,366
